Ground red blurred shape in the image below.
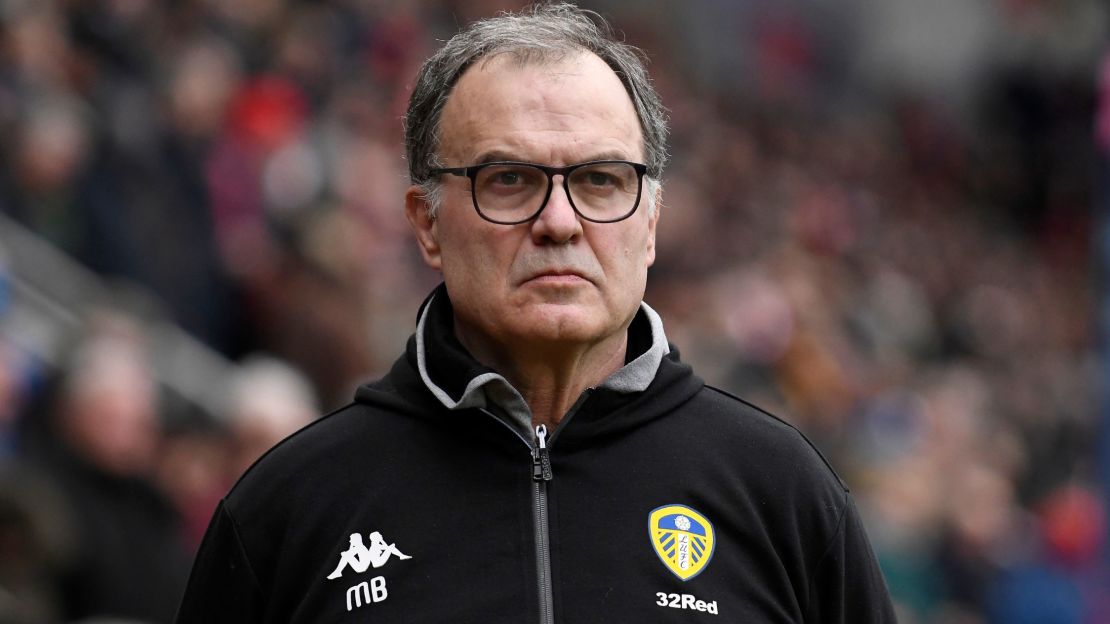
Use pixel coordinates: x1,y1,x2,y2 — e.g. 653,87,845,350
227,75,308,151
1038,484,1106,566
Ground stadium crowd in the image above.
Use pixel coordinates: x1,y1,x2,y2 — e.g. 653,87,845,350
0,0,1107,622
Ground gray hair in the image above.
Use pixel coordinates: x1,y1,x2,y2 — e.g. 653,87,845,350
404,3,668,215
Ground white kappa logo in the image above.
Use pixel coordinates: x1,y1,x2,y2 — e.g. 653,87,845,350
326,531,412,580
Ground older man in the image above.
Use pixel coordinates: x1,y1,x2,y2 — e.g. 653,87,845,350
176,4,895,622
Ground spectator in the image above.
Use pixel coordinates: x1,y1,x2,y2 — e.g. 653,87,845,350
32,317,190,623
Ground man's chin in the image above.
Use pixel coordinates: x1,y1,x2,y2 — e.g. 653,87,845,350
507,304,609,344
517,277,594,305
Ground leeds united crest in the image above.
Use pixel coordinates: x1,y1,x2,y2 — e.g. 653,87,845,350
648,504,715,581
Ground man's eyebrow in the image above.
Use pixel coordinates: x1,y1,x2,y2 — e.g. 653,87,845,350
474,151,518,164
471,150,637,165
582,151,636,162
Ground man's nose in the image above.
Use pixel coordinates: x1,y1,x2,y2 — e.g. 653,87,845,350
531,177,583,244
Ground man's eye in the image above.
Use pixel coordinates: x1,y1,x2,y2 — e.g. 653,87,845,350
494,171,521,185
585,171,614,186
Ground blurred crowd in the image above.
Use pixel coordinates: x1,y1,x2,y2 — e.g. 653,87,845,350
0,0,1107,622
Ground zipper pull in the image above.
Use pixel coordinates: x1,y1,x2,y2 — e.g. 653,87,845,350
532,424,553,482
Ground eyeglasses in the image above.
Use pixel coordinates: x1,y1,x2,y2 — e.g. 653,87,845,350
428,160,648,225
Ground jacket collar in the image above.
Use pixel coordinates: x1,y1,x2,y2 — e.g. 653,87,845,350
412,284,671,438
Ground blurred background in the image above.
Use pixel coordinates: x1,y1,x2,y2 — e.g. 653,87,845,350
0,0,1107,622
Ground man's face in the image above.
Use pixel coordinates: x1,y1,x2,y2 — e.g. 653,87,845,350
406,52,659,353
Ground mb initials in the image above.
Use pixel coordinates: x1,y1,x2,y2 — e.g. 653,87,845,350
346,576,387,611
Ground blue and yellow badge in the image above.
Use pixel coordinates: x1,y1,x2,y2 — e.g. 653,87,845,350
648,504,716,581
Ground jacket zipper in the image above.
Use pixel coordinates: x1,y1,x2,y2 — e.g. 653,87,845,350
532,424,554,624
529,391,592,624
479,391,591,624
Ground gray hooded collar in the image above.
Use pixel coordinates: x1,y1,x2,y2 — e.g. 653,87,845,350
414,293,671,438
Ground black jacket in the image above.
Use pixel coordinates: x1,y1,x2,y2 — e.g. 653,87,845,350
176,290,895,623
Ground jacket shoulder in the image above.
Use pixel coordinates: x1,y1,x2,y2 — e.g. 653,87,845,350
689,384,848,492
224,394,414,511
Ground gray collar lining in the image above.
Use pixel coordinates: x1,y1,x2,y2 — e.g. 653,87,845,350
415,296,670,434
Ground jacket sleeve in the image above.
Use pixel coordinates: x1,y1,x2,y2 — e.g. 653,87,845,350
175,499,266,623
807,492,897,623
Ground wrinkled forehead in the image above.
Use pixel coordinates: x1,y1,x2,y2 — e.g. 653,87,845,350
453,48,628,109
437,51,643,162
470,44,585,73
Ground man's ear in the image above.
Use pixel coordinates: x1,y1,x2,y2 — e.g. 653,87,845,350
405,185,442,271
645,187,661,268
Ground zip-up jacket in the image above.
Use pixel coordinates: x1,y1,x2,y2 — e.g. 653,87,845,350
176,287,896,623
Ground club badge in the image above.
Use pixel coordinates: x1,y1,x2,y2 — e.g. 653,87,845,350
648,504,715,581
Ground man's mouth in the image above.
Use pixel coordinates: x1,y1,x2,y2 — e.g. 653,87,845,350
525,269,589,284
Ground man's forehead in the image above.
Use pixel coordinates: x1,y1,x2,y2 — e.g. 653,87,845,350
472,46,584,72
436,51,642,162
462,49,616,93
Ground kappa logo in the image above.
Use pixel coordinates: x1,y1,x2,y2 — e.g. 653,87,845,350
327,531,412,580
648,504,716,581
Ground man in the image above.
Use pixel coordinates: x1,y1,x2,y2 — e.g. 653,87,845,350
176,4,896,622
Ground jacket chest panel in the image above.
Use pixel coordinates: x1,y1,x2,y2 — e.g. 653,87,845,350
263,441,538,622
541,453,808,622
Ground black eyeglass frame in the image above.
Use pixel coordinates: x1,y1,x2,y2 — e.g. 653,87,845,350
428,159,649,225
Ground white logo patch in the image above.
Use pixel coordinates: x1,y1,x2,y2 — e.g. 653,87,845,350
327,531,412,580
